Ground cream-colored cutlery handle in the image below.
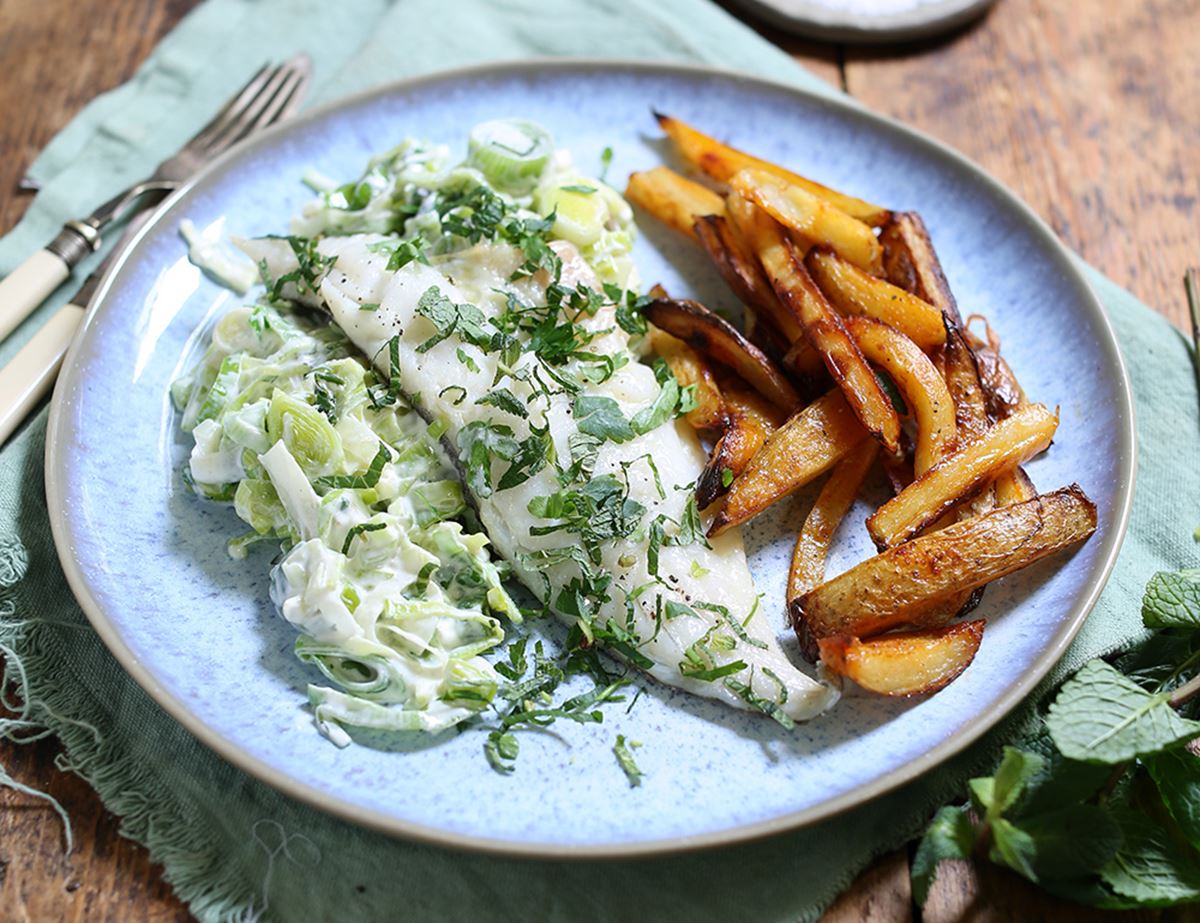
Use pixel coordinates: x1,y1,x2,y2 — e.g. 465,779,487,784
0,249,71,343
0,304,85,446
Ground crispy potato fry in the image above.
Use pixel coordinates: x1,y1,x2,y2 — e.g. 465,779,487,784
625,166,724,240
787,442,879,601
724,194,804,341
867,402,1059,549
794,485,1097,648
731,169,883,275
654,112,890,225
967,314,1026,421
693,214,777,320
817,621,985,696
696,384,781,509
648,328,726,435
844,316,956,475
709,390,868,536
690,214,823,382
752,225,901,453
881,445,914,496
644,297,801,412
941,325,992,442
721,194,827,382
806,249,946,351
995,466,1038,507
879,212,963,325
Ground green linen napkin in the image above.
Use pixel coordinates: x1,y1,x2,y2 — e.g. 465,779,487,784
1,1,1195,920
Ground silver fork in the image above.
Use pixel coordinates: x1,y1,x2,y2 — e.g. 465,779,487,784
0,54,312,345
0,55,313,446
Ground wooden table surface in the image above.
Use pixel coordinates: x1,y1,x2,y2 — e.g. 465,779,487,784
1,0,1198,920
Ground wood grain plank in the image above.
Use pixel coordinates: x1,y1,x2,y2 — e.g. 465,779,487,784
921,857,1200,923
0,4,196,919
819,849,913,923
844,0,1200,327
0,0,194,234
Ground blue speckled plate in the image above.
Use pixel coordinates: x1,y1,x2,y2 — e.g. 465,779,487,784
45,61,1134,857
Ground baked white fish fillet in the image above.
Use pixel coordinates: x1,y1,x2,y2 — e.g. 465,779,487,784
239,234,839,721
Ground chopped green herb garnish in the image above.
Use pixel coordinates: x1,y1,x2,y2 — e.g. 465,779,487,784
314,442,391,491
340,521,387,555
613,735,644,787
599,146,614,182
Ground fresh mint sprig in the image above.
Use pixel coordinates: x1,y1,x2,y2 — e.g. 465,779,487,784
914,562,1200,909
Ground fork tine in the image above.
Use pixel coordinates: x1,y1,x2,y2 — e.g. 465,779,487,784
198,62,295,155
273,54,313,123
185,62,278,152
241,66,310,140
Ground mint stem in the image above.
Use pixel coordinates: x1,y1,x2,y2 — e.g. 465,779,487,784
1169,671,1200,709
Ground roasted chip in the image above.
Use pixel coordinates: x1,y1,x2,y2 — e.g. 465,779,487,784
794,485,1097,652
654,112,890,225
866,402,1058,549
817,621,985,696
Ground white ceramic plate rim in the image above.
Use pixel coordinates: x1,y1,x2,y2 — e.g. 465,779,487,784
727,0,997,43
45,58,1136,859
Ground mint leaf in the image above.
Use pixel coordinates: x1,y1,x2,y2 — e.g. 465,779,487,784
477,387,528,419
414,286,489,352
613,735,644,787
1100,809,1200,905
1143,570,1200,629
1147,749,1200,847
457,421,519,498
912,805,976,905
1010,805,1123,881
990,817,1039,880
496,425,553,492
574,395,635,443
630,376,680,435
1011,743,1111,817
990,747,1045,817
1045,659,1200,763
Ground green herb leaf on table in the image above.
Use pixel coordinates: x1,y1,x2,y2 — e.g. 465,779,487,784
1045,659,1200,763
1147,748,1200,846
1100,809,1200,905
1143,569,1200,629
911,805,976,905
1007,805,1123,882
